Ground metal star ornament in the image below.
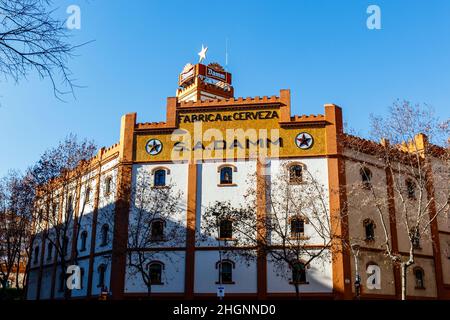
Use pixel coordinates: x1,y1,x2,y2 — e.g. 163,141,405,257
295,132,314,150
198,45,208,63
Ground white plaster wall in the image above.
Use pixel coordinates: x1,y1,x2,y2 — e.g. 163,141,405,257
266,250,333,293
38,267,53,300
432,158,450,233
101,158,118,172
124,251,185,293
344,159,393,248
53,265,66,299
95,167,118,253
197,160,256,246
268,158,330,245
70,258,90,298
128,163,189,248
393,171,433,256
74,171,100,258
26,270,39,300
90,255,112,296
439,233,450,285
31,235,43,269
194,250,257,293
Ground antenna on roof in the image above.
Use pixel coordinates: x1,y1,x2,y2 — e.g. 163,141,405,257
225,37,229,70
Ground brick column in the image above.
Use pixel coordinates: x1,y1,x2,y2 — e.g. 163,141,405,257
325,104,352,299
184,162,198,299
110,113,136,300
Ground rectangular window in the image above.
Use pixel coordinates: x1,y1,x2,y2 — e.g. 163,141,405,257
219,220,233,239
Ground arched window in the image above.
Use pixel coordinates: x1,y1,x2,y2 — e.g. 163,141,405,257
154,169,166,187
410,226,421,249
216,260,234,284
85,186,91,203
406,179,416,200
97,264,107,288
33,246,39,264
80,231,88,252
47,242,53,260
80,268,85,289
360,167,372,189
148,262,164,284
59,272,65,292
220,167,233,185
150,220,164,241
414,267,425,289
219,219,233,239
62,236,69,256
289,164,303,184
52,202,58,218
37,209,43,223
100,224,109,246
291,261,307,284
67,195,73,215
290,217,305,238
363,219,375,241
105,176,112,195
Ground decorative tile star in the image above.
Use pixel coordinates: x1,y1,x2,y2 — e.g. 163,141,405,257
295,133,313,149
146,139,162,155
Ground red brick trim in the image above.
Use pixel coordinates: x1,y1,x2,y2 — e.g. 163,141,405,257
256,158,268,299
184,162,198,299
325,104,352,299
86,166,102,297
110,113,136,300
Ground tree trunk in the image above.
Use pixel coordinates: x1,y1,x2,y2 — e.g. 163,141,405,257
0,278,8,299
294,283,300,300
147,283,151,299
401,263,407,301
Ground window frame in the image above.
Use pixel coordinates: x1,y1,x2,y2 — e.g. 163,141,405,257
289,216,308,239
58,272,65,292
97,264,107,288
104,176,112,195
363,218,376,242
148,261,164,285
150,219,165,241
287,162,305,185
410,226,421,249
290,261,308,285
406,178,417,200
100,224,109,247
151,167,171,188
80,230,88,252
47,242,53,261
218,218,233,240
215,260,235,284
33,246,39,264
360,167,373,189
153,169,167,187
217,164,237,187
84,185,92,203
80,267,85,289
62,236,69,257
67,194,74,216
413,267,425,289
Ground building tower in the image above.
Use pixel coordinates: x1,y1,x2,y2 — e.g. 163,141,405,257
176,62,234,102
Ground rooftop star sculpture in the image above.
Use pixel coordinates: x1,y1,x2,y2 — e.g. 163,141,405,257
198,45,208,63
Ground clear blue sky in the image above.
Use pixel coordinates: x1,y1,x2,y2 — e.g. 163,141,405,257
1,0,450,177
